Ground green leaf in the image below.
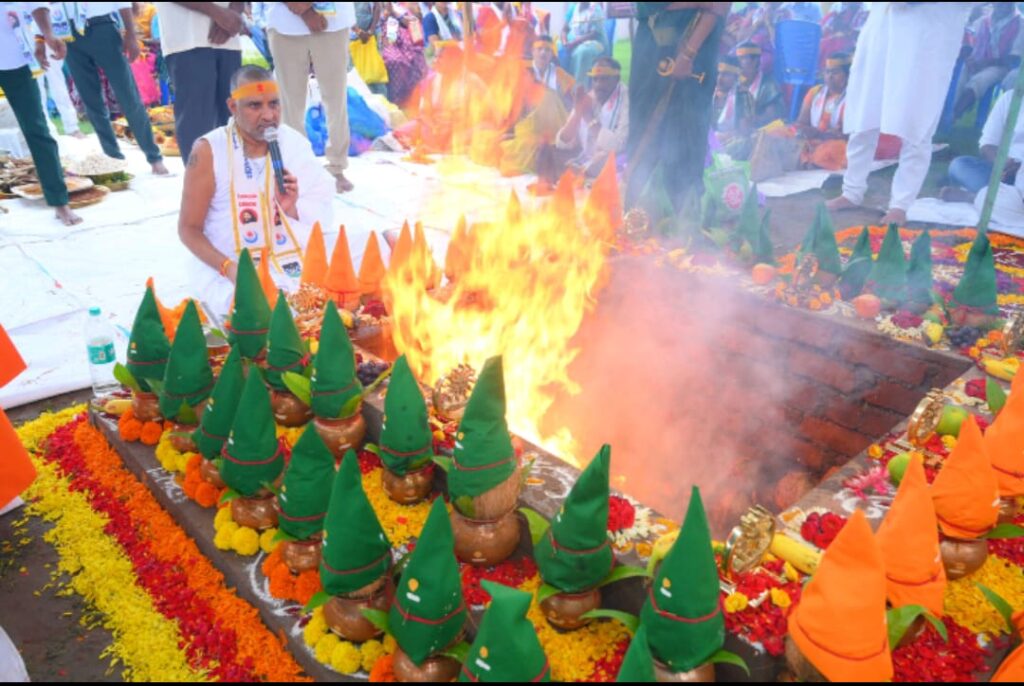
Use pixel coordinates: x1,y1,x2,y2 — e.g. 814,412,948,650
114,363,142,393
439,641,471,663
260,480,280,497
518,507,550,546
147,378,165,396
207,328,227,341
302,363,314,380
361,364,393,397
976,582,1015,633
598,564,651,588
987,378,1008,416
579,609,638,633
213,458,225,474
983,523,1024,539
706,648,750,676
363,443,380,455
219,488,242,504
535,583,560,606
282,372,312,406
432,455,453,473
887,604,929,648
271,528,299,544
923,613,949,643
361,608,391,635
175,401,198,426
303,591,331,614
337,392,363,420
454,495,476,518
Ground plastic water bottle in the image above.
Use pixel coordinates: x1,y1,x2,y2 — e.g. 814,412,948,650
85,307,120,397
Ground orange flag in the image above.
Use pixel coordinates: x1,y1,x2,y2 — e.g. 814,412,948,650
985,372,1024,496
788,510,893,682
389,221,414,274
258,248,278,309
324,226,361,309
0,323,26,389
584,152,622,241
145,276,177,341
0,323,35,507
932,415,1000,539
358,232,387,298
876,455,947,617
301,221,329,289
445,216,472,283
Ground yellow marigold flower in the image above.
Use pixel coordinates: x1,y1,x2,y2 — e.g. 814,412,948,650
214,506,233,530
213,527,234,551
724,592,749,613
231,526,261,556
382,634,397,654
216,518,239,539
330,640,363,674
314,633,340,665
942,435,958,451
360,639,386,673
303,609,328,647
867,444,884,460
770,588,792,608
176,451,192,474
969,346,981,359
259,528,278,554
945,557,1024,635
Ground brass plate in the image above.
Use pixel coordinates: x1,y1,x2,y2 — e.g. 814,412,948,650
906,389,945,447
723,505,775,576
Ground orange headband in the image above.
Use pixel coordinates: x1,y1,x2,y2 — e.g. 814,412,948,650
534,38,554,49
826,57,852,69
231,81,279,101
718,63,741,75
736,46,762,57
588,65,621,77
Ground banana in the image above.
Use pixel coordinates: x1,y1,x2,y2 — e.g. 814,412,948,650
103,398,132,416
982,356,1019,382
769,532,822,575
339,309,355,328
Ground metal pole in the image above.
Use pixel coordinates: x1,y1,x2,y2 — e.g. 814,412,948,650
977,63,1024,233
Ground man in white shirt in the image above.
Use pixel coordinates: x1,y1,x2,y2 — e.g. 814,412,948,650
943,90,1024,202
155,3,244,164
267,2,356,193
62,1,168,174
0,2,81,224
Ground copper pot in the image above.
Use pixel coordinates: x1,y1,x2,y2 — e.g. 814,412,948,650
280,537,322,575
199,459,227,489
939,535,988,581
323,577,393,643
450,509,520,567
998,496,1021,524
653,659,715,683
382,464,435,505
392,646,461,683
783,636,825,683
540,587,601,631
270,389,312,428
168,422,198,453
469,467,522,521
895,613,927,649
231,494,279,531
131,391,162,423
314,412,367,462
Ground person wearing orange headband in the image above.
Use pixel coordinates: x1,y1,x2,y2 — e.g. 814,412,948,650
713,54,754,145
176,65,335,316
736,40,784,128
796,52,852,171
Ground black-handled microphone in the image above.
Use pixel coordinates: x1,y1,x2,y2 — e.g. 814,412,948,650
263,126,287,195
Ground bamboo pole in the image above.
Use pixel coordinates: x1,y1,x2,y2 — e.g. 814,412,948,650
977,63,1024,233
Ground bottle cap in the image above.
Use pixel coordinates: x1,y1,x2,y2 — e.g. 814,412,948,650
89,307,101,316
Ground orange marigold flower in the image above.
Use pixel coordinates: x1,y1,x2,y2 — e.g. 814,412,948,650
819,292,832,305
269,573,294,601
194,482,220,508
119,417,143,442
186,453,202,472
809,299,822,311
140,422,164,446
262,546,284,577
369,654,396,683
294,571,322,606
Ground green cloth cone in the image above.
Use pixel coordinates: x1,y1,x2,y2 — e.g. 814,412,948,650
953,231,999,313
159,300,214,418
735,183,760,251
753,208,775,266
868,223,907,303
320,449,392,595
639,487,724,672
448,356,516,501
227,248,272,360
906,230,934,307
278,425,336,541
193,347,245,460
535,444,614,593
220,369,283,497
389,499,466,665
126,285,171,392
616,624,657,683
380,355,434,476
265,292,308,391
310,301,363,419
459,581,550,683
797,204,842,275
839,226,873,299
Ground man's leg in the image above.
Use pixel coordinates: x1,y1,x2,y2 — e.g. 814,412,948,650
310,29,352,190
267,30,312,133
86,23,165,167
215,49,242,127
64,38,122,158
0,66,80,225
884,136,933,221
46,58,80,135
949,155,993,193
166,48,218,164
828,128,879,209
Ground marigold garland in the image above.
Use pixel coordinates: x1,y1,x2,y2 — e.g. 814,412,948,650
117,407,164,445
212,505,278,557
155,430,193,474
261,544,323,606
182,454,224,508
945,556,1024,636
301,606,397,676
361,466,439,547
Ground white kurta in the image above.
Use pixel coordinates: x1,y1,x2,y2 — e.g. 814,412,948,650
844,2,972,144
189,122,335,316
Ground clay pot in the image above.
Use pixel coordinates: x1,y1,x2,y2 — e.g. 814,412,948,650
131,391,162,422
280,537,322,575
950,307,998,329
653,659,716,683
392,646,461,683
199,459,227,489
784,636,826,683
322,577,393,643
895,614,927,649
168,422,199,453
314,412,367,462
540,587,601,631
469,466,522,521
270,389,312,428
814,271,838,289
998,496,1021,524
231,494,279,531
939,535,988,581
382,465,435,505
450,509,520,567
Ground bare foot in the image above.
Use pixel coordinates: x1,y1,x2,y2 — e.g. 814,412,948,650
334,172,354,193
880,208,907,225
151,161,170,175
825,195,860,211
939,186,975,203
55,205,83,225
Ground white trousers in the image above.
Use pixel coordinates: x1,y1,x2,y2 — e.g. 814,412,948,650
842,128,932,211
35,56,79,135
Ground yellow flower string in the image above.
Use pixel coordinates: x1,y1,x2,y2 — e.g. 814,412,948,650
945,557,1024,636
301,606,396,675
155,432,193,474
212,505,277,556
361,468,438,547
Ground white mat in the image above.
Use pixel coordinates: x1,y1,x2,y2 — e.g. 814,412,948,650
907,197,1024,238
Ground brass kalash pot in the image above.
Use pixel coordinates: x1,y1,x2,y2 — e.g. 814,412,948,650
314,408,367,462
322,576,394,644
450,467,523,567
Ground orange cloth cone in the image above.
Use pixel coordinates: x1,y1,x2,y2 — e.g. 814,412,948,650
146,276,177,341
0,323,26,389
301,221,329,289
390,221,414,274
985,372,1024,496
584,152,622,241
788,510,892,682
324,226,362,309
932,415,1000,539
445,216,472,283
0,324,35,507
553,170,576,221
257,248,278,309
358,232,387,298
876,455,947,617
994,645,1024,682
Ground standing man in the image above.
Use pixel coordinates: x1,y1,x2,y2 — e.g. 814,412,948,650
0,2,81,224
62,1,168,174
827,2,972,225
156,3,245,165
267,2,356,193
